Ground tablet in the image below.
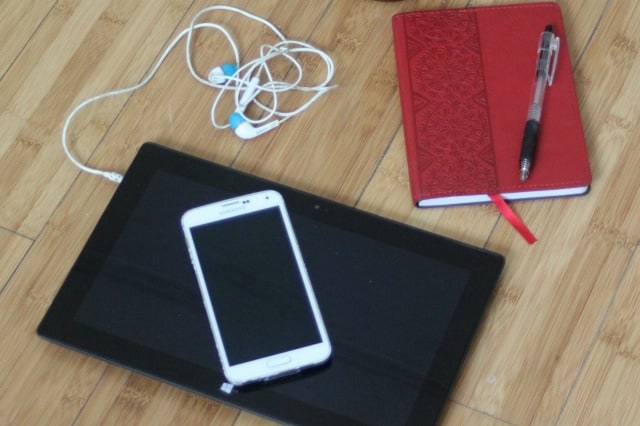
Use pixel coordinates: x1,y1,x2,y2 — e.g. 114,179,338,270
38,142,504,425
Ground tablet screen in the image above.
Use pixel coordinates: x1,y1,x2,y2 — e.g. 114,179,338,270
39,143,504,426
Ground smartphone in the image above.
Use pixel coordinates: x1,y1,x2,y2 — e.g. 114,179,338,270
181,190,332,386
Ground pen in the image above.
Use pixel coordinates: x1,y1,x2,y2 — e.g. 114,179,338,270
519,25,560,182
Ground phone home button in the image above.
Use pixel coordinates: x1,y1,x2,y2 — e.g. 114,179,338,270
267,355,291,368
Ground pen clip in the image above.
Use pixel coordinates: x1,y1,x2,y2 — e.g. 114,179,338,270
547,35,560,86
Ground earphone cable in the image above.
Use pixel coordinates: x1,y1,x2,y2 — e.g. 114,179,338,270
61,6,336,184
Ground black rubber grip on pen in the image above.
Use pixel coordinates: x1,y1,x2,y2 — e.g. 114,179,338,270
520,119,539,162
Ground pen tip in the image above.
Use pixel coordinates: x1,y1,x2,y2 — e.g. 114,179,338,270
520,170,529,182
545,24,553,32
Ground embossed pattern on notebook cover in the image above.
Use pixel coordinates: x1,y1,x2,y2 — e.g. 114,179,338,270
400,10,498,198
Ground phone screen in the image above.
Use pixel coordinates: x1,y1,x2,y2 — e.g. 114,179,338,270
189,206,322,366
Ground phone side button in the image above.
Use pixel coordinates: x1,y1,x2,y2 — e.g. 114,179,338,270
267,356,291,368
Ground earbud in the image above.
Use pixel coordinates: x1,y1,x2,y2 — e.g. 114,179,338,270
226,76,278,139
208,63,238,84
229,112,279,140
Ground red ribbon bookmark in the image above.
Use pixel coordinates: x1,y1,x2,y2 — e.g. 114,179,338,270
488,194,537,244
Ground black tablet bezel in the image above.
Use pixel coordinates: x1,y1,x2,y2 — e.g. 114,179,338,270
38,142,504,425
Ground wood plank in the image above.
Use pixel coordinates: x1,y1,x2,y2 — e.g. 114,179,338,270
0,0,194,238
73,367,239,425
234,412,280,426
0,0,56,77
441,401,513,426
0,229,31,294
559,250,640,425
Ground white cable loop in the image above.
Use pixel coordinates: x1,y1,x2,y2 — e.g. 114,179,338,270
209,39,337,129
61,6,336,183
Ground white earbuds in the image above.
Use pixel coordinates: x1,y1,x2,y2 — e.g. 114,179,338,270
229,113,280,140
208,63,238,85
209,61,290,141
228,76,280,140
189,7,338,141
61,6,336,182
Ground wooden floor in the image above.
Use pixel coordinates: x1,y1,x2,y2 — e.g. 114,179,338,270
1,0,639,424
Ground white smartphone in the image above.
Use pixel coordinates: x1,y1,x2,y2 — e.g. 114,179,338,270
181,190,332,386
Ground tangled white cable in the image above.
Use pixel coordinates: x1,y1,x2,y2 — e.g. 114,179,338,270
61,5,337,183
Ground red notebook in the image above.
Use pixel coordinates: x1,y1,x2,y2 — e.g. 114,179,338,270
392,3,591,209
